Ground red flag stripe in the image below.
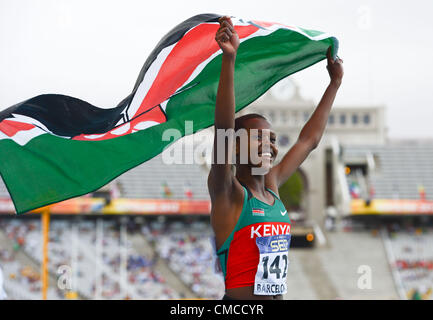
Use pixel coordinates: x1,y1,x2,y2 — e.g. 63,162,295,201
134,23,259,118
67,23,260,141
0,119,35,137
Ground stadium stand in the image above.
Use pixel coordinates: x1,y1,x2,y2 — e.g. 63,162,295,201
0,221,61,299
113,147,210,200
1,214,406,300
343,142,433,200
146,219,225,299
0,218,180,299
383,226,433,300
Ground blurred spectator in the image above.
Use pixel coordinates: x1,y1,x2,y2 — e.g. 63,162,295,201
162,181,173,199
325,206,337,232
411,288,422,300
349,181,361,199
368,184,375,199
418,184,426,201
184,181,193,200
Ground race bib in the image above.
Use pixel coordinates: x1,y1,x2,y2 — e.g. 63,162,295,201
254,234,291,295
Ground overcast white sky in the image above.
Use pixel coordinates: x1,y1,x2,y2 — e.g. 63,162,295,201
1,0,432,139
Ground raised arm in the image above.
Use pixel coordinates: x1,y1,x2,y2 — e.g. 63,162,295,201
268,47,344,188
208,16,240,195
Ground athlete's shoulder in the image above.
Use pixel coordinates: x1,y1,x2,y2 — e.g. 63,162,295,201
208,171,244,198
208,174,245,219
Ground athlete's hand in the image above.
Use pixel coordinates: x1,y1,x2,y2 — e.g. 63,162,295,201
215,16,239,58
326,47,344,87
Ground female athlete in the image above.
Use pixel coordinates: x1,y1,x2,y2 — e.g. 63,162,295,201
208,16,343,300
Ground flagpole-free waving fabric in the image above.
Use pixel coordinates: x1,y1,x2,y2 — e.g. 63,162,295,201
0,13,338,214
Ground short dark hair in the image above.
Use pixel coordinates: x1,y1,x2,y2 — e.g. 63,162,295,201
234,113,268,131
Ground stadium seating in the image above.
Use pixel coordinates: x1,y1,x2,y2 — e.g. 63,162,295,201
0,218,180,299
343,142,433,200
113,142,210,200
147,219,224,299
0,217,226,300
384,227,433,300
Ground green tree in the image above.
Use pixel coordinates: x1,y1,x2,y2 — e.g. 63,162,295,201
278,170,304,210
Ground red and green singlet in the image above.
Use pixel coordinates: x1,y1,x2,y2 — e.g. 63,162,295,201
216,184,292,295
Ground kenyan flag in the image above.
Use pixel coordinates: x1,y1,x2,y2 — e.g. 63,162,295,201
0,13,338,214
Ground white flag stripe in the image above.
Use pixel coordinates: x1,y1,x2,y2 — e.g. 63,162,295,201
126,42,176,120
0,126,46,146
127,22,217,120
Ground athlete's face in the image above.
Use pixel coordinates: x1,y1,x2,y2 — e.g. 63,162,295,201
236,117,278,172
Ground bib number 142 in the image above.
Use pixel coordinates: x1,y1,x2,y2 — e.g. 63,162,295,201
254,233,291,295
261,254,288,280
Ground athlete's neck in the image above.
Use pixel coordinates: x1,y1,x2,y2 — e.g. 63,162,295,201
235,165,269,199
